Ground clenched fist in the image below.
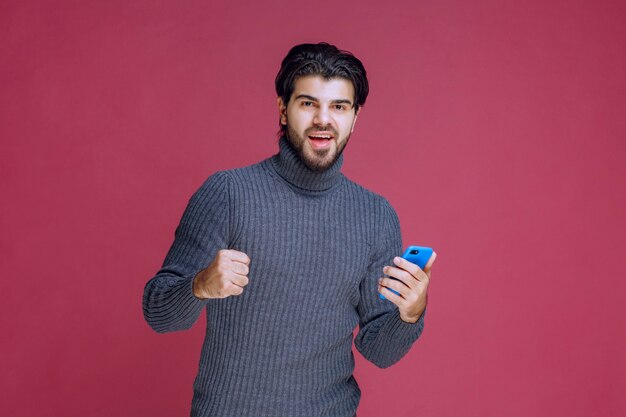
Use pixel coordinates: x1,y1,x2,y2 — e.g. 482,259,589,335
193,249,250,299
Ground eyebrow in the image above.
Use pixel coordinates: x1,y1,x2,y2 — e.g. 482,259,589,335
294,94,354,107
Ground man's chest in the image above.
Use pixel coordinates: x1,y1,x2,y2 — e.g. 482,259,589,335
227,189,374,307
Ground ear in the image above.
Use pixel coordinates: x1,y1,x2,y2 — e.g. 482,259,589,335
277,97,287,125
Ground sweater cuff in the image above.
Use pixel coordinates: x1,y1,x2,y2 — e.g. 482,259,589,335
188,273,210,303
388,307,426,342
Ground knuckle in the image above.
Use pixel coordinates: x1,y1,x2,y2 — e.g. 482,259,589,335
397,257,411,268
231,286,244,296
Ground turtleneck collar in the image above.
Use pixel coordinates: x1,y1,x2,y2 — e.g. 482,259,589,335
269,136,344,192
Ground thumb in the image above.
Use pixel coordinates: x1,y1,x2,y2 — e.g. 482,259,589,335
424,251,437,274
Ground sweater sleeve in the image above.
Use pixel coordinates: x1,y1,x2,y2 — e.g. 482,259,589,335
142,171,231,333
354,199,425,368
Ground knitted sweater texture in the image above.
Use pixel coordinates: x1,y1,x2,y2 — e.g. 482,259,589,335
143,138,425,417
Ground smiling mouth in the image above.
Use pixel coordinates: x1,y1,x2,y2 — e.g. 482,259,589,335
307,132,335,141
306,131,335,150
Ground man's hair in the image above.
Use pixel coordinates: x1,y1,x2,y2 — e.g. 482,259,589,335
275,42,369,136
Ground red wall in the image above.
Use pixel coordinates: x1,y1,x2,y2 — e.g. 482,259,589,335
2,1,625,416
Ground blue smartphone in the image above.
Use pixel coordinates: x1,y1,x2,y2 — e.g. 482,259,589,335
379,245,434,300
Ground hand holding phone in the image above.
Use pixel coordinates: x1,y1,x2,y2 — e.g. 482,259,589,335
379,245,435,300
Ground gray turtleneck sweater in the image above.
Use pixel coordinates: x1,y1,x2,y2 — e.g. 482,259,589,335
143,138,425,417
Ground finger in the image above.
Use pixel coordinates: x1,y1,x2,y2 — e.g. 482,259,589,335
424,251,437,274
230,273,249,288
226,282,244,296
392,256,422,277
222,249,251,264
379,277,410,297
378,284,405,307
383,266,417,289
392,257,428,282
230,261,250,276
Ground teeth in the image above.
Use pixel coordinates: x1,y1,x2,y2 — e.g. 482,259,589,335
310,135,331,139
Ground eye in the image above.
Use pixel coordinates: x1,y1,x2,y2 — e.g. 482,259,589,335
334,104,346,111
302,101,315,107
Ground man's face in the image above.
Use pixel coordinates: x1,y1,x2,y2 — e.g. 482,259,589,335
278,75,360,172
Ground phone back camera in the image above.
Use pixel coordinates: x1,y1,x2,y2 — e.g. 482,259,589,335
410,249,419,255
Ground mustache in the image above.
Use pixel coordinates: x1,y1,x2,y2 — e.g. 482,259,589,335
305,126,337,135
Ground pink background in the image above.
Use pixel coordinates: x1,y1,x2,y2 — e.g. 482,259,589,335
2,1,625,416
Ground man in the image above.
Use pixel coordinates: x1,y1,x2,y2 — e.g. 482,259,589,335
143,42,432,417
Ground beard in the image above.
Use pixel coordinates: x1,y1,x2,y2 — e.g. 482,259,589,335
285,124,350,172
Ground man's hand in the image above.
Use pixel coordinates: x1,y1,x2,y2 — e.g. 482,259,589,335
193,249,251,299
378,252,436,323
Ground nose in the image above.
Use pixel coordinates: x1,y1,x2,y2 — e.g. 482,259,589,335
313,106,331,126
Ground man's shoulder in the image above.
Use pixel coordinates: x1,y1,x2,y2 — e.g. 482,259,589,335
197,157,271,190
